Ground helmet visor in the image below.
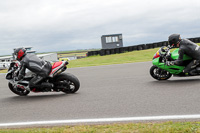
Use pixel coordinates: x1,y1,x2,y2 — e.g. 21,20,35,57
168,40,175,47
13,52,18,60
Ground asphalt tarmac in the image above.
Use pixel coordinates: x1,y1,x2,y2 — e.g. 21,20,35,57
1,62,200,126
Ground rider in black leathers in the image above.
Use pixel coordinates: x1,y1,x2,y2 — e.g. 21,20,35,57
14,48,53,89
167,34,200,75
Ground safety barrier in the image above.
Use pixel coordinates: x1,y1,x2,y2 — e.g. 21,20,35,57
87,37,200,56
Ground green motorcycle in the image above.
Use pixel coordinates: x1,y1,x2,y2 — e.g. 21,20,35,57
150,46,198,80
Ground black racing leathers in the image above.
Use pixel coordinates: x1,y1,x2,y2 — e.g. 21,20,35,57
18,53,52,88
174,39,200,73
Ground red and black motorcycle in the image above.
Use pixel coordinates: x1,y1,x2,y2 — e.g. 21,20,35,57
6,61,80,96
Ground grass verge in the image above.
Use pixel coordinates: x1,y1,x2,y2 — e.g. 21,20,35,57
67,48,160,68
1,122,200,133
58,52,87,58
57,43,200,68
0,69,8,73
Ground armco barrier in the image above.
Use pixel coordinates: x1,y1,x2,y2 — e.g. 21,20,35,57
146,43,154,49
115,48,120,54
93,51,99,56
110,49,115,54
124,47,129,52
136,44,145,50
131,46,137,51
105,49,111,55
87,37,200,56
100,49,105,56
197,37,200,43
188,38,193,42
128,47,133,52
194,38,199,43
119,47,124,53
87,51,92,56
152,43,158,48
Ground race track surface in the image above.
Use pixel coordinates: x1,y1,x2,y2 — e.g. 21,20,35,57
1,62,200,127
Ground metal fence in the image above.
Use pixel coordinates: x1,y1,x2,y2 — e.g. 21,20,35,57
87,37,200,56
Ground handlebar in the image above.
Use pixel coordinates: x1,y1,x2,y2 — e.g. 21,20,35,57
167,45,173,49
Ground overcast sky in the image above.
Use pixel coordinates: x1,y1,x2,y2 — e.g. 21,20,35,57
0,0,200,55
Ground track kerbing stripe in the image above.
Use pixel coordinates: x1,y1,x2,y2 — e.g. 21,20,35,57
1,114,200,127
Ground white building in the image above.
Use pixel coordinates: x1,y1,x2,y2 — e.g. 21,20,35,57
37,53,58,62
0,56,13,62
0,47,58,69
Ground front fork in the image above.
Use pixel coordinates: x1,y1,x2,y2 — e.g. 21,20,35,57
10,80,30,91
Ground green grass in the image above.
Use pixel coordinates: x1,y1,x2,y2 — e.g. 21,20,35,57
58,52,87,58
57,49,100,54
1,121,200,133
68,48,160,68
67,43,200,68
0,69,8,73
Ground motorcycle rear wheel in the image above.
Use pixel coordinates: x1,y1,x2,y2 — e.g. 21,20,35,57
8,82,30,96
54,73,80,93
150,65,172,80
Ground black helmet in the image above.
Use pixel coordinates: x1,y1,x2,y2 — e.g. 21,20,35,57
14,48,27,61
168,34,181,48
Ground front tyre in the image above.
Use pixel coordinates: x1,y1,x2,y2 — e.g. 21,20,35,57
8,82,30,96
150,65,172,80
54,73,80,93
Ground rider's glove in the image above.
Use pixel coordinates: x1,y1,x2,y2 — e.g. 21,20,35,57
18,74,24,80
14,75,23,81
166,61,175,66
14,77,19,81
166,53,171,60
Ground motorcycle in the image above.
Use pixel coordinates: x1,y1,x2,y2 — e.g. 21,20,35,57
150,46,200,80
6,61,80,96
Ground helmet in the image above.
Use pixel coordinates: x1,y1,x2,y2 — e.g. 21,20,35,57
160,46,169,55
14,48,26,61
168,34,181,48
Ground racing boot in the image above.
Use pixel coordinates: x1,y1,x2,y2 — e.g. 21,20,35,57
196,67,200,73
188,69,198,76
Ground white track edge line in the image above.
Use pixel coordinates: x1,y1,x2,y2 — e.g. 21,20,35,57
1,114,200,127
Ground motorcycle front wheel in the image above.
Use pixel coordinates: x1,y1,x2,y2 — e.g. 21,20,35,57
8,82,30,96
150,65,172,80
54,73,80,93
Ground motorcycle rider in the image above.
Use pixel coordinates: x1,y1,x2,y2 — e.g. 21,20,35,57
167,34,200,75
14,48,53,90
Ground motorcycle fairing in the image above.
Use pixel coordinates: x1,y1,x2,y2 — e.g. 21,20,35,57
153,58,184,74
52,61,63,69
170,49,192,60
152,48,192,75
49,61,67,77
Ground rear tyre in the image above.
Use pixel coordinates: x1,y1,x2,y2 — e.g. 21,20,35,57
54,73,80,93
150,65,172,80
8,82,30,96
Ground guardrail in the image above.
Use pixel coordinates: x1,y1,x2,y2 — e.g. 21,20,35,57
87,37,200,56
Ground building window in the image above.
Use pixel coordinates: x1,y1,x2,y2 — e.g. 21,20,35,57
112,36,119,42
26,48,31,51
106,37,112,43
106,36,119,43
